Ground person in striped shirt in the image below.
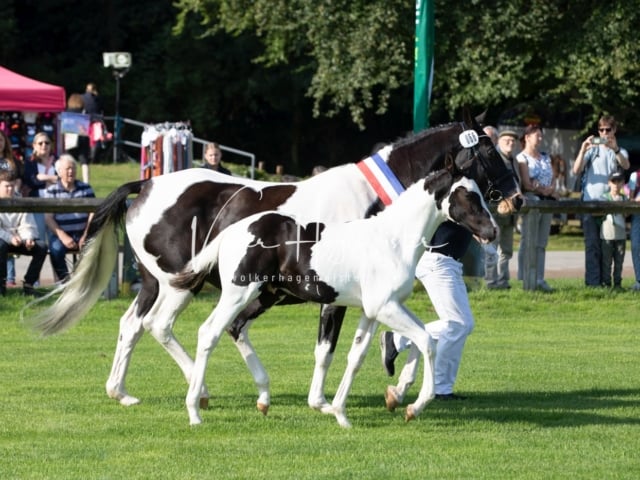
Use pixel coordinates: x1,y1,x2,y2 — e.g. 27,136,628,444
43,154,95,282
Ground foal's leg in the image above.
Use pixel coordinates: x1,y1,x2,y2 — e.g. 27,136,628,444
376,302,435,422
187,285,262,425
384,343,421,411
227,295,281,416
308,305,347,411
386,319,447,410
329,313,379,427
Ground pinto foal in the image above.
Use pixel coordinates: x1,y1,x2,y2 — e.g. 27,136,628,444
172,172,497,427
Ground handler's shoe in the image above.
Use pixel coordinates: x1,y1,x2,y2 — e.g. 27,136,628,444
380,331,398,377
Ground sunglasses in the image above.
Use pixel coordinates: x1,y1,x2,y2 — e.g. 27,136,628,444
598,128,612,133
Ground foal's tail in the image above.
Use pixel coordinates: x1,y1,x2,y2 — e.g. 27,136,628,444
27,180,147,336
170,230,225,291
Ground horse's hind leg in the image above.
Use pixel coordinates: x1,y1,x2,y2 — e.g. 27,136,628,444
226,295,280,416
308,305,346,411
106,298,145,406
329,313,379,427
143,285,209,405
187,285,261,425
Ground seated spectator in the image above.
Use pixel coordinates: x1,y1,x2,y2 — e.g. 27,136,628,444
43,154,95,282
0,170,47,296
201,142,231,175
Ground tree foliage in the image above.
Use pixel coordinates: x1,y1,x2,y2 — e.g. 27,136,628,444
174,0,640,131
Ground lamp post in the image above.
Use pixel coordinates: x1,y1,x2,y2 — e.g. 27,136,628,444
102,52,132,163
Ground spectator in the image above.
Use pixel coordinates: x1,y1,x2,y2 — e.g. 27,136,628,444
22,132,58,242
600,172,628,288
0,170,47,296
82,82,103,117
626,170,640,291
1,130,25,287
516,124,556,292
572,114,629,287
380,221,477,400
82,83,105,165
43,154,95,282
64,92,91,183
201,142,231,175
484,130,519,289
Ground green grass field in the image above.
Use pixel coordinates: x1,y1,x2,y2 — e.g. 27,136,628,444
2,284,639,478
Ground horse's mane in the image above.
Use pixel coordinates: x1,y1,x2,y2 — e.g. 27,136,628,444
390,122,460,150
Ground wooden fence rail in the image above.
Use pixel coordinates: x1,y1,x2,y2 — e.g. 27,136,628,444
3,197,640,293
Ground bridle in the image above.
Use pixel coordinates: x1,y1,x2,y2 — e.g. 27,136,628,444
454,122,516,204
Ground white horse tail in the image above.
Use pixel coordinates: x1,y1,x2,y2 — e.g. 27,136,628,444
170,230,225,291
27,180,147,336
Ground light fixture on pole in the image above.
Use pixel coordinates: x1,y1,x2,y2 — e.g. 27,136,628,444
102,52,132,163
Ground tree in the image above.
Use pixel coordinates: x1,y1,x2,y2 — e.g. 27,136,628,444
174,0,640,131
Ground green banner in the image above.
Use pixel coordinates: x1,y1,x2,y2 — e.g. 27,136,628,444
413,0,434,132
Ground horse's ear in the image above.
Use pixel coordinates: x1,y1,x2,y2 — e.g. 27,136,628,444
462,106,473,127
474,110,488,127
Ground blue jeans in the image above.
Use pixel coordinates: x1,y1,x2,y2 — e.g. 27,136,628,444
630,215,640,284
582,214,603,286
48,232,80,281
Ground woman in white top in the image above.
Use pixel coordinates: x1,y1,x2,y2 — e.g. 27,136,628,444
517,124,557,291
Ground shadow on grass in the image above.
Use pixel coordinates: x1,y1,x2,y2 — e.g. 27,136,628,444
136,387,640,428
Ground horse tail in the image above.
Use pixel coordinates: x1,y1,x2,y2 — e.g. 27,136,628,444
27,180,147,336
170,230,225,291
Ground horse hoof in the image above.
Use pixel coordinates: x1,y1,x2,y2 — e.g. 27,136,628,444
385,385,399,412
257,402,269,416
199,397,210,409
119,395,141,407
405,405,416,422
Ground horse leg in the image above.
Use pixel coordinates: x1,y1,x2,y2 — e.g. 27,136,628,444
308,305,346,412
187,285,261,425
385,318,450,410
329,313,379,427
227,295,280,416
105,298,145,406
384,343,421,412
376,302,435,422
142,285,210,406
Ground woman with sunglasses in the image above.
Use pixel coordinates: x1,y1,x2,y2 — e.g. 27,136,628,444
572,114,630,287
22,132,59,242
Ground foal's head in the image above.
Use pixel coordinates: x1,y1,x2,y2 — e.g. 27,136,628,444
426,171,497,243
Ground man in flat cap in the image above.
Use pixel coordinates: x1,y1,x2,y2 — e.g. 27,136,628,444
484,129,519,289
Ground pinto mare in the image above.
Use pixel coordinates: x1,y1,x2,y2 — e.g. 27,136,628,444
29,112,522,412
171,172,497,426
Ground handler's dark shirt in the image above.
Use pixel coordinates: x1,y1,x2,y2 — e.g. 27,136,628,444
425,221,472,260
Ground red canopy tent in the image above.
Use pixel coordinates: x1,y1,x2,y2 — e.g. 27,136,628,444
0,65,66,111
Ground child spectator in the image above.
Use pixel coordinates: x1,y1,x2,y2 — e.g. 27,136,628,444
600,171,628,288
0,170,47,296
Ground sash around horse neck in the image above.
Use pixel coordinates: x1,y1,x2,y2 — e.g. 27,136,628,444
356,152,405,206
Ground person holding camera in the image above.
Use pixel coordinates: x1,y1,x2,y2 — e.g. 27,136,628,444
572,114,629,287
0,170,47,296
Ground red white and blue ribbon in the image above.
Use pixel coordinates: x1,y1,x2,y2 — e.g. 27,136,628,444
356,152,405,206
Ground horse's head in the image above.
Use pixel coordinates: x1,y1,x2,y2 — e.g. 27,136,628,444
426,171,497,243
448,109,523,215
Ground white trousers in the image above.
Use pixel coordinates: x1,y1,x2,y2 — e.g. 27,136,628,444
394,252,474,395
